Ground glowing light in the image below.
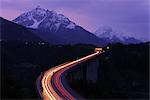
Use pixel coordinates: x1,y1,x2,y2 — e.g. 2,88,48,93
95,48,102,53
41,52,101,100
107,46,110,49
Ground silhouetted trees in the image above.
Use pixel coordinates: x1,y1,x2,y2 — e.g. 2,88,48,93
69,42,149,99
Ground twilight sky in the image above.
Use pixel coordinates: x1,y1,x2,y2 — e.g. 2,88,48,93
0,0,149,41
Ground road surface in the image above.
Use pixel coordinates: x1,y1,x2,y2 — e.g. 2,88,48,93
37,51,101,100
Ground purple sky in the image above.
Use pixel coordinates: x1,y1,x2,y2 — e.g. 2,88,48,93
0,0,149,41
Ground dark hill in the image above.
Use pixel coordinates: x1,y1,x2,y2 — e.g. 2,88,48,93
0,17,43,42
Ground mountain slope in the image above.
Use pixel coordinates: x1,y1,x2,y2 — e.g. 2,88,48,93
95,26,140,44
13,6,107,46
13,6,76,31
29,28,70,45
0,17,43,42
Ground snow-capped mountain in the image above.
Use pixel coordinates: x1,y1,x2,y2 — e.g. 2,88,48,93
95,26,140,44
13,6,76,32
13,6,106,46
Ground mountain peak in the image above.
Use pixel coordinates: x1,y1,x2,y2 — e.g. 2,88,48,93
34,5,45,11
13,7,76,30
36,5,41,9
95,26,140,44
95,26,113,33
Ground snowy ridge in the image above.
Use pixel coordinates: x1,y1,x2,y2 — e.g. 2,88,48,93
95,26,140,44
66,22,76,29
13,6,76,31
28,14,46,28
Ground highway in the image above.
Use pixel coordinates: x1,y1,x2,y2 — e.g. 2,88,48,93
37,51,101,100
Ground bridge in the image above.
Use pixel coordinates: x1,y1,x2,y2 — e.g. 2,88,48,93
36,48,103,100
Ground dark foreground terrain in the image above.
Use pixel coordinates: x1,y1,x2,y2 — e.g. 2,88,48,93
70,42,149,99
1,40,95,99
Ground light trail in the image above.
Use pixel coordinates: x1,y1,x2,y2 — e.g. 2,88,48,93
40,51,101,100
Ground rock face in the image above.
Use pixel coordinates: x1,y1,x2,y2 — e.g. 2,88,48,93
13,6,76,31
95,26,140,44
13,6,107,46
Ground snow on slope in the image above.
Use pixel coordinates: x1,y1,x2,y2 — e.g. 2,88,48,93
95,26,140,44
13,6,76,31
